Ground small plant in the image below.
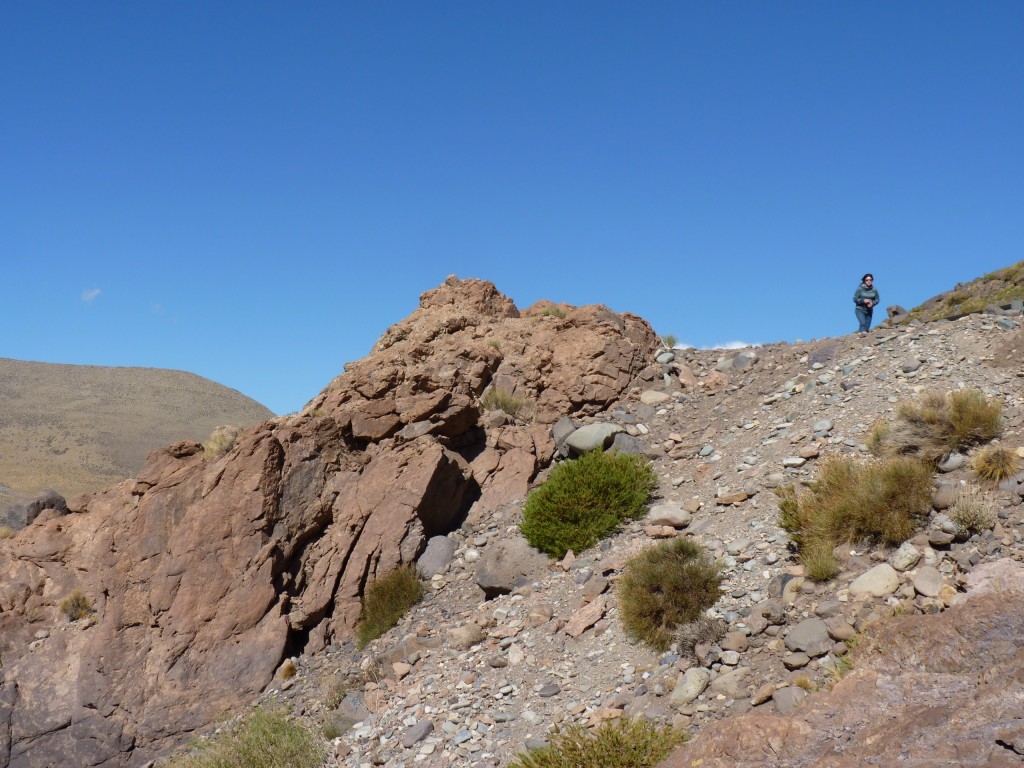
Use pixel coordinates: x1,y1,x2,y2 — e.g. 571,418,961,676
487,338,502,350
203,427,237,460
355,565,424,649
776,455,933,580
507,717,685,768
865,420,890,456
949,485,997,538
520,451,657,558
321,719,343,740
323,675,350,710
661,334,678,349
278,659,297,680
826,653,854,690
971,445,1020,482
676,615,726,659
618,538,723,651
164,706,325,768
540,305,567,319
480,386,528,419
0,526,13,539
793,676,816,692
59,589,93,621
875,389,1002,463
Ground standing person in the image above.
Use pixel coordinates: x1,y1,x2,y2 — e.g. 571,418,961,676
853,273,879,333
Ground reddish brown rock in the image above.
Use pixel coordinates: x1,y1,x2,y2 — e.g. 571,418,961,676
0,277,656,766
659,561,1024,768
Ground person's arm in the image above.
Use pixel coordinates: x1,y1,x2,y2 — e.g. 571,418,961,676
853,287,864,305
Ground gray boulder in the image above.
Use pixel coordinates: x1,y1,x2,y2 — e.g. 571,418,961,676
7,489,67,529
476,537,548,598
565,423,624,455
418,535,458,578
784,618,832,657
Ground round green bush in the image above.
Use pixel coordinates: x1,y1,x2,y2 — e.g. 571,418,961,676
519,450,656,558
618,537,723,651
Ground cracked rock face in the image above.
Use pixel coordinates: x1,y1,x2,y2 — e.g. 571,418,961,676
0,277,656,766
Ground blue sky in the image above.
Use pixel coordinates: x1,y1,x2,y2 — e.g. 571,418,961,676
3,3,1022,415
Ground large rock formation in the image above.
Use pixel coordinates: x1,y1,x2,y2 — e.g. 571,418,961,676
0,277,656,766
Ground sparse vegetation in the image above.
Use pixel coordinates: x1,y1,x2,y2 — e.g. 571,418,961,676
661,334,678,349
355,565,425,649
676,615,726,659
793,676,816,692
203,427,237,460
0,526,13,539
480,386,529,419
826,652,855,690
321,719,343,740
59,589,94,621
277,659,297,680
618,538,723,651
776,455,933,580
949,485,997,538
520,451,657,558
869,389,1002,464
487,338,502,350
507,717,685,768
164,706,325,768
539,306,567,319
971,444,1020,482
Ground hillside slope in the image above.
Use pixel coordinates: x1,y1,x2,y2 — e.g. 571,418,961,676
0,358,274,507
907,259,1024,321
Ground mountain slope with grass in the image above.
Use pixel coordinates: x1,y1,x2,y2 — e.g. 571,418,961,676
0,357,274,513
906,259,1024,321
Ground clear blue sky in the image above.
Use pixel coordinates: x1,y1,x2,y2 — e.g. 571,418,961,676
3,3,1022,415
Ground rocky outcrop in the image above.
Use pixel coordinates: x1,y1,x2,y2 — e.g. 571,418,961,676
0,277,655,766
658,559,1024,768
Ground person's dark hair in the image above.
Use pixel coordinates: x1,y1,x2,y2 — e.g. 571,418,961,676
862,273,873,282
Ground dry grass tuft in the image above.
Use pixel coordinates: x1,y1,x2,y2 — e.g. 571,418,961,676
618,538,723,651
875,389,1001,463
480,387,528,419
0,526,13,540
949,485,997,538
676,616,727,659
971,445,1020,482
355,565,424,649
59,589,94,621
203,427,237,460
507,717,685,768
777,455,933,581
278,659,297,680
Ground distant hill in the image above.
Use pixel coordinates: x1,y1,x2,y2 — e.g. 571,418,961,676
907,260,1024,322
0,358,274,506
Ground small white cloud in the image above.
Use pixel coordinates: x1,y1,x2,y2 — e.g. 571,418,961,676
151,302,163,314
711,340,756,350
81,288,101,305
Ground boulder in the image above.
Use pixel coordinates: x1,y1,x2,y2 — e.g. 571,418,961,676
418,536,458,578
849,563,900,597
784,618,832,657
564,423,625,454
671,668,710,708
475,537,548,598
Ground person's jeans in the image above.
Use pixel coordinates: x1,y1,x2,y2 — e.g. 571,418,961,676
855,306,873,332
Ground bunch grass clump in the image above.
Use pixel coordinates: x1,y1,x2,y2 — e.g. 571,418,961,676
508,717,685,768
480,387,528,419
618,538,723,651
203,428,237,460
661,334,678,349
871,389,1002,463
539,306,567,319
355,565,424,649
675,616,726,660
777,455,933,581
520,451,657,558
164,706,325,768
59,589,94,621
971,445,1020,482
949,485,997,538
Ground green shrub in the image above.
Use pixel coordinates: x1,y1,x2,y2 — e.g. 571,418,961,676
618,538,722,651
487,338,502,350
661,334,678,349
59,589,93,621
520,451,657,558
164,706,325,768
776,455,933,580
355,565,424,649
971,445,1020,482
540,306,567,319
480,386,528,418
876,389,1002,463
508,717,685,768
0,526,13,539
949,485,996,538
